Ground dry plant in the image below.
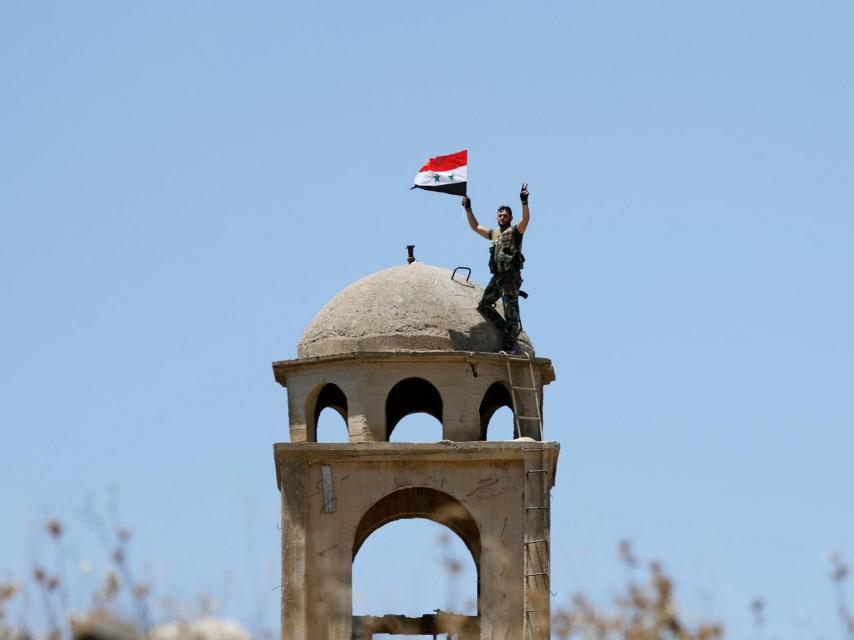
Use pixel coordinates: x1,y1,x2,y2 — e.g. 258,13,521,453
749,598,764,640
0,580,26,640
437,532,464,613
551,541,723,640
81,499,153,633
32,519,67,640
0,509,154,640
830,552,854,640
1,501,264,640
5,511,853,640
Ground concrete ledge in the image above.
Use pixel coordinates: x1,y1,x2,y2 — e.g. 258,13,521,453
273,440,560,488
273,350,556,387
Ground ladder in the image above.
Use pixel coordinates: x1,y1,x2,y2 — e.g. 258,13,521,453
502,352,544,440
503,353,549,638
523,448,551,639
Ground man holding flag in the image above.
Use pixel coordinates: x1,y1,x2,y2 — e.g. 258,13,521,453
463,184,530,354
412,149,531,354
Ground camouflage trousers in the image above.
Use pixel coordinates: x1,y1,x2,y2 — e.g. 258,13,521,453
478,270,522,348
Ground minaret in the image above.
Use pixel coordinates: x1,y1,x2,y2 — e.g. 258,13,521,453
272,260,559,639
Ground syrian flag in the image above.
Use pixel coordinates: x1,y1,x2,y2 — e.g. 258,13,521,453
411,149,467,196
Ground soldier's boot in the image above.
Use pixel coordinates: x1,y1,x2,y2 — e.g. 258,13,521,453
501,340,519,355
477,301,506,333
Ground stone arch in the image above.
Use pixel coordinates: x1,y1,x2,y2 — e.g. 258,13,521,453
305,382,348,442
385,377,443,440
479,381,514,440
352,487,481,574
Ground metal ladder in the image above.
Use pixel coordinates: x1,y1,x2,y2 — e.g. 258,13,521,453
523,449,551,639
504,353,549,638
502,352,543,440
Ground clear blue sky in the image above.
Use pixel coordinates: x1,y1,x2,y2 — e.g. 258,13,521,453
2,2,853,638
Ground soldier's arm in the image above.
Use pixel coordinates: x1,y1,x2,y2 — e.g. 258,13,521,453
516,182,530,234
463,196,490,239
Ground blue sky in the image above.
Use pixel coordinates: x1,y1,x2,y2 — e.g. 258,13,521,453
2,2,853,638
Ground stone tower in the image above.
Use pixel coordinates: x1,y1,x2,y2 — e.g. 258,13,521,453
272,261,559,639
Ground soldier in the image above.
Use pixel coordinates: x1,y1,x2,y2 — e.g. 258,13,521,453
463,183,530,354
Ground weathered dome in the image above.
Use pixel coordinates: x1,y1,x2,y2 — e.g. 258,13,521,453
298,262,533,358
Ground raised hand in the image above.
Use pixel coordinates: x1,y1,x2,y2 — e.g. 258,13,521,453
520,182,529,204
462,195,472,210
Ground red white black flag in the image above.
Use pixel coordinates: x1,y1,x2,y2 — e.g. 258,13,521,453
411,149,467,196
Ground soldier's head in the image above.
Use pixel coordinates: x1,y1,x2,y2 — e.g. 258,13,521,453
497,205,513,230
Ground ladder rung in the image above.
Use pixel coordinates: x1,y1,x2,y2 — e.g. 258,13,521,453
525,572,548,577
525,539,548,544
524,608,547,613
526,469,547,474
512,386,538,392
516,416,541,421
526,506,547,511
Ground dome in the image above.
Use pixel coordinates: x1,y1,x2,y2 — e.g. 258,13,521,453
298,262,534,358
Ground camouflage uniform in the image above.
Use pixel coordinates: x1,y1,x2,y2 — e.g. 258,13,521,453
478,224,524,349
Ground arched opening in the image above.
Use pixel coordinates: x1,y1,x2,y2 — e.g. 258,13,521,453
316,407,349,442
352,488,480,639
310,383,348,442
389,413,444,442
385,378,443,441
479,382,515,440
352,520,477,617
484,406,515,441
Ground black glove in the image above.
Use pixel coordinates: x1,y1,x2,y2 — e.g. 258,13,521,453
462,195,472,210
520,183,529,204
